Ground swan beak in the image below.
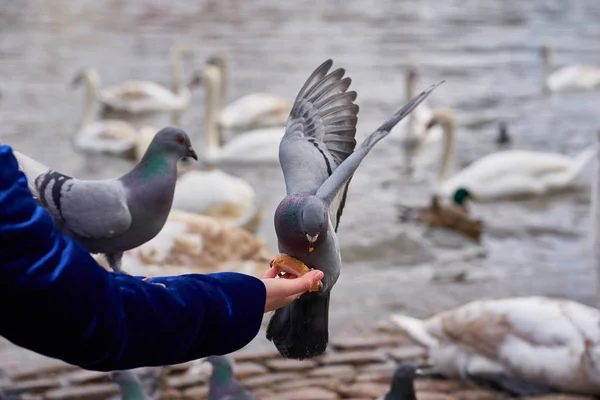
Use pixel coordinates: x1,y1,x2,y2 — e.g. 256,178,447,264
187,147,198,161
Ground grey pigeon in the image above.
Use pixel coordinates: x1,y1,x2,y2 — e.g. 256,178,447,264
12,127,197,273
206,355,259,400
110,370,152,400
266,59,443,359
378,362,422,400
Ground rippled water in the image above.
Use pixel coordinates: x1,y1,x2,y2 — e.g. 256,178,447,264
2,0,600,341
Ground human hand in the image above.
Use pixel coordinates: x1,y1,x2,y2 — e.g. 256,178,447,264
261,267,324,313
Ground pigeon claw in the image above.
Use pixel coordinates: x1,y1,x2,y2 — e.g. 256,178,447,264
270,253,322,292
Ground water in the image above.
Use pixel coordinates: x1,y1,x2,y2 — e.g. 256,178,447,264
2,0,600,342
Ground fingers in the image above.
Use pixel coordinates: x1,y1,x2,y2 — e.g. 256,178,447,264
262,267,280,279
275,270,324,298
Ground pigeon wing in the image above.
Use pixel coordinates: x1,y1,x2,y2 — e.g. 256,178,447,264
35,171,132,239
278,59,360,198
316,81,444,206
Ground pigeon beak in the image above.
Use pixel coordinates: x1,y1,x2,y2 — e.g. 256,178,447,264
306,233,319,253
187,147,198,161
414,368,424,376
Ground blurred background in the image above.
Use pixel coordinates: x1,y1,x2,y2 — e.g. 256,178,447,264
2,0,600,398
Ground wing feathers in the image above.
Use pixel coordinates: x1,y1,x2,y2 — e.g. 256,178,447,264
292,59,334,106
316,80,445,205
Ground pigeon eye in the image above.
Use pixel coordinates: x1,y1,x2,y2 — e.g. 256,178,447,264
176,136,185,144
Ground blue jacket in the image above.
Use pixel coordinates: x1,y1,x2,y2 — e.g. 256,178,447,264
0,145,266,371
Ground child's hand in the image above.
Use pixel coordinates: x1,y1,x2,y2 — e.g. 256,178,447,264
261,267,324,313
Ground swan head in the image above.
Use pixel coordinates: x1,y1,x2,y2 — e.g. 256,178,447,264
70,68,100,90
206,52,229,71
188,65,221,89
453,188,477,206
540,42,553,65
425,108,455,134
407,66,419,85
170,44,193,61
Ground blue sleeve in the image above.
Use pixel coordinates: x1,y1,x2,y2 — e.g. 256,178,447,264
0,145,267,371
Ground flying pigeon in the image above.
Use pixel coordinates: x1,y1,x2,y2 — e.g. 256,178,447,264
206,355,259,400
12,127,197,273
378,362,423,400
110,370,152,400
266,59,443,359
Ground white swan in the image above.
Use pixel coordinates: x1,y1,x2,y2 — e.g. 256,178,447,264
196,52,292,136
390,297,600,395
429,108,595,200
542,43,600,93
71,68,154,160
98,45,193,115
191,64,284,166
387,140,600,395
397,68,444,176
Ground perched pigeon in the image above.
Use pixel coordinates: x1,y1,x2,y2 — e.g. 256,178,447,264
266,59,443,359
378,362,423,400
206,355,259,400
110,370,152,400
12,127,197,273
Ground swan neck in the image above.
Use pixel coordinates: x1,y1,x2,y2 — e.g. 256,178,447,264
218,58,229,108
170,49,184,94
438,120,455,183
204,70,221,153
80,73,99,130
593,136,600,304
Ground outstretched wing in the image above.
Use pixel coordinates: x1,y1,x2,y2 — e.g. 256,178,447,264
316,81,445,205
35,171,132,239
279,59,360,197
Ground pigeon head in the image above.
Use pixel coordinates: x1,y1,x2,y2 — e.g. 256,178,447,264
206,355,234,387
275,196,329,254
384,362,422,400
453,187,476,206
148,127,198,161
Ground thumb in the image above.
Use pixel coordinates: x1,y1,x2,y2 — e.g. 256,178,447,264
279,270,324,297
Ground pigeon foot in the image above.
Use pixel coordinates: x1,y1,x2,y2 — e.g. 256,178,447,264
270,253,322,292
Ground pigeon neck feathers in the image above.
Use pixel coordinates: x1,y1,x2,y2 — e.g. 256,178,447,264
274,195,328,255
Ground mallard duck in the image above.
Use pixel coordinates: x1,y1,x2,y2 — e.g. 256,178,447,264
70,68,154,160
399,188,484,241
97,45,194,116
428,108,595,201
204,52,292,137
541,43,600,93
188,64,283,166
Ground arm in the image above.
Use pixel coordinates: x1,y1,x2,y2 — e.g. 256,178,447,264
0,145,266,371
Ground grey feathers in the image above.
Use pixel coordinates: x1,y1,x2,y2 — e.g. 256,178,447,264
279,59,360,199
12,126,197,273
36,171,131,239
315,79,444,205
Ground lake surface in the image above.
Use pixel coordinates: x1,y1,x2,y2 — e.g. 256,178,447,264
2,0,600,344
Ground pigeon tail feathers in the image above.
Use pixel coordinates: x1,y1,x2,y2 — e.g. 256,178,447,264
266,291,330,360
